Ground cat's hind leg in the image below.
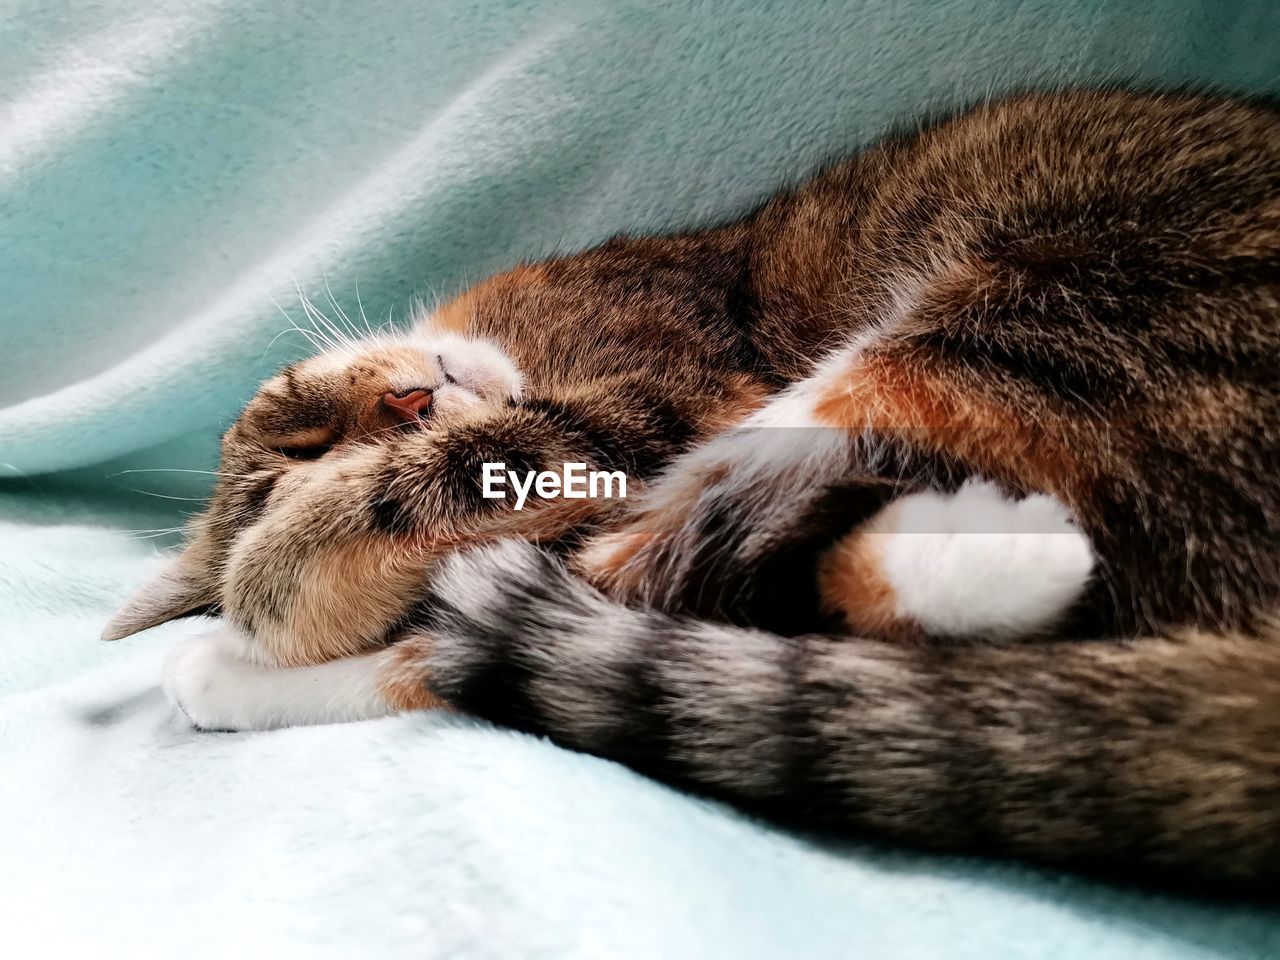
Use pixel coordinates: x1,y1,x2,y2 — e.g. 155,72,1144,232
578,338,1094,637
820,480,1094,640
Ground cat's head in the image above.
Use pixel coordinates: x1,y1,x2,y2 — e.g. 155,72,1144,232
102,321,522,641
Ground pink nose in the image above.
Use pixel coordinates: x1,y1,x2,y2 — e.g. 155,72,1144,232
382,388,433,423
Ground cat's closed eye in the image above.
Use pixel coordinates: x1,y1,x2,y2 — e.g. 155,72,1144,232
269,425,339,461
276,443,332,461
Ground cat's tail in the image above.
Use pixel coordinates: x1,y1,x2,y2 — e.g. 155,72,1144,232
418,539,1280,888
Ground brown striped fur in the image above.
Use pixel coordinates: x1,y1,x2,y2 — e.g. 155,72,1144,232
108,89,1280,886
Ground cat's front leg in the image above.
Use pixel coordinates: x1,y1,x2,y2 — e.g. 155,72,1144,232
217,439,453,668
164,626,442,731
220,397,636,668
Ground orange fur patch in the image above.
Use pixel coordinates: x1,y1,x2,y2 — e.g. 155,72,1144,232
272,536,442,666
818,505,920,639
432,263,550,333
376,638,448,711
574,528,656,594
813,352,1086,499
707,375,773,431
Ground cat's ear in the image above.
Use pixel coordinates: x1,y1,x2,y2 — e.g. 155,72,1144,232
101,546,219,641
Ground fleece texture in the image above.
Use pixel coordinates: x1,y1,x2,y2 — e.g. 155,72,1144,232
1,1,1277,956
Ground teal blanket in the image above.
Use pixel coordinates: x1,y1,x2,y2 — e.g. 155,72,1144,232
2,1,1277,955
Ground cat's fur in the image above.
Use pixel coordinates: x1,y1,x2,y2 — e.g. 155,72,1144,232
108,89,1280,887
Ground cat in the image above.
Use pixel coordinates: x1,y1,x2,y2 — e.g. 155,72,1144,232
106,88,1280,887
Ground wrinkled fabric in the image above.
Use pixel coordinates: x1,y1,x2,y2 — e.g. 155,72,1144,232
2,1,1277,956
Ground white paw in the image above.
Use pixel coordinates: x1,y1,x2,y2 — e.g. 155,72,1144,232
882,481,1094,639
164,628,396,731
163,631,263,732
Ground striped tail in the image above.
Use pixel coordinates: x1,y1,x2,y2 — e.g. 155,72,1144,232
420,540,1280,890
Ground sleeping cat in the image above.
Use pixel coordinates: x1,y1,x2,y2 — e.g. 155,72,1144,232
106,89,1279,887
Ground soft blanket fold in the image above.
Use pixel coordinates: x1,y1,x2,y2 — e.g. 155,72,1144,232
2,1,1278,956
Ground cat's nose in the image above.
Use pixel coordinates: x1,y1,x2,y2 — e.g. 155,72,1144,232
382,388,434,422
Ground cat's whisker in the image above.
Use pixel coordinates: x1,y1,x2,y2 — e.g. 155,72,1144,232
316,287,359,349
358,421,429,444
262,325,318,361
323,277,362,342
294,324,330,352
353,275,375,339
424,283,445,314
270,294,336,354
115,487,212,503
270,294,333,353
384,298,402,332
286,294,329,351
296,292,339,349
292,282,348,351
109,467,253,481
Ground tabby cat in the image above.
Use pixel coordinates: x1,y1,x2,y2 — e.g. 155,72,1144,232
106,89,1280,888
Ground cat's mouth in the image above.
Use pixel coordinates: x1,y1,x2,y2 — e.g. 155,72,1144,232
382,388,434,424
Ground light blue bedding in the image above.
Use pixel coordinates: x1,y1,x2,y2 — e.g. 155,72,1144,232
2,1,1277,955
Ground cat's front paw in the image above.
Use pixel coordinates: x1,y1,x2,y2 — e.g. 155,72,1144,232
881,481,1095,639
163,631,263,732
